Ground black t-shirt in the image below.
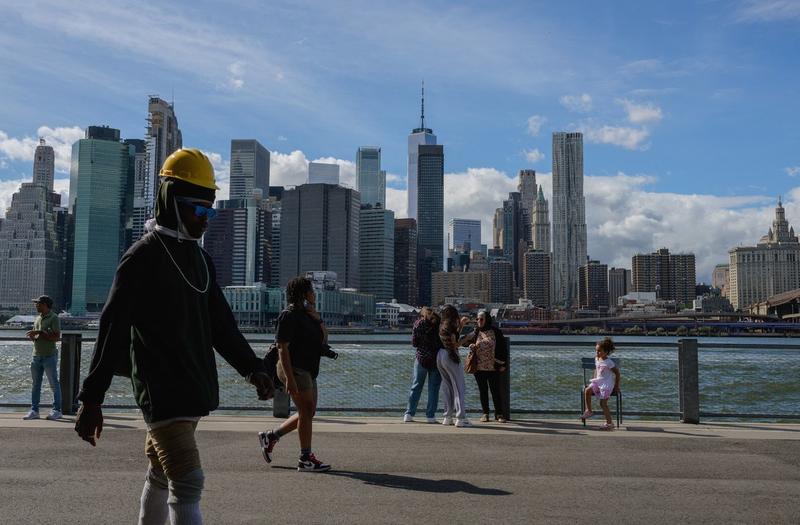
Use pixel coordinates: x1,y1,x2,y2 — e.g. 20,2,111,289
275,307,324,378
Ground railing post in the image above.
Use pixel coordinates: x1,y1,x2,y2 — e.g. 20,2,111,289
59,333,82,415
501,338,511,420
272,388,291,418
678,338,700,424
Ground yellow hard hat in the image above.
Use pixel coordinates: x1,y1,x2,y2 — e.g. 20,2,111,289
159,148,219,190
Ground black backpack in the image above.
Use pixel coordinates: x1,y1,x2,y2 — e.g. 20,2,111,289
262,343,283,389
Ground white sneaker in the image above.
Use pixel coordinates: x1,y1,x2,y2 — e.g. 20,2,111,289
455,418,472,428
46,410,62,420
403,414,414,423
426,417,437,424
442,417,453,426
23,410,39,420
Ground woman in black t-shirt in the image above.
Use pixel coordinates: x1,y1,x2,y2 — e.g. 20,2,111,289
257,277,331,472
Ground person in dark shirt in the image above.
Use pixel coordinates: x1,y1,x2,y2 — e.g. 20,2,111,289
403,307,443,423
73,149,274,524
258,276,331,472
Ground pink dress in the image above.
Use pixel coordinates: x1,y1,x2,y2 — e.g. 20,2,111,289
590,358,616,400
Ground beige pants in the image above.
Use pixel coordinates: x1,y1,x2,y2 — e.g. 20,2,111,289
277,362,317,392
144,420,201,480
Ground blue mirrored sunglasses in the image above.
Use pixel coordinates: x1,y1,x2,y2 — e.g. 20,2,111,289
177,198,217,219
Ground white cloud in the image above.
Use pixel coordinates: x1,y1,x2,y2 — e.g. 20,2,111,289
311,157,357,188
527,115,547,136
736,0,800,22
201,151,231,201
582,172,785,281
443,168,519,245
385,172,404,187
0,126,84,173
386,187,407,219
580,124,650,150
618,99,663,124
0,177,69,218
785,166,800,177
559,93,593,113
225,61,245,90
619,58,662,75
524,148,545,164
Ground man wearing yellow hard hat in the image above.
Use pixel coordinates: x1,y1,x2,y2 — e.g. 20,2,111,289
75,148,274,524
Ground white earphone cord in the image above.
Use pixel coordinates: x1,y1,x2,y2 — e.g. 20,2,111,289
154,231,210,294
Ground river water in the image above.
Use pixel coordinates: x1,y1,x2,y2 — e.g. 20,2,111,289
2,331,798,419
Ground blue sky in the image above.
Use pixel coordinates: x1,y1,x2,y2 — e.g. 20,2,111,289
1,0,799,280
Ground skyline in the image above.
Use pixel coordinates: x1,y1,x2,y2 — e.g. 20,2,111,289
1,0,799,282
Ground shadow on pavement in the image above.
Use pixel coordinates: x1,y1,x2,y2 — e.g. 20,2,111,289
327,470,513,495
622,426,719,437
271,466,512,495
705,422,800,432
314,418,368,425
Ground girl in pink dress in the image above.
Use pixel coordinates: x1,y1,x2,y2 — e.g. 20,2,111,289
581,338,620,430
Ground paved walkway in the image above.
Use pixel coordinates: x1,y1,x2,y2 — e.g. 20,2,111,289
1,412,799,524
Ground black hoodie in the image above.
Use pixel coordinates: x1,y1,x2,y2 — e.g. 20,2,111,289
78,179,263,423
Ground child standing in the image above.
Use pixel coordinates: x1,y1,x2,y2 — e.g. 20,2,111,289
581,338,620,430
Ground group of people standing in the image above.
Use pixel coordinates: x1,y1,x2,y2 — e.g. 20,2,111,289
404,305,508,427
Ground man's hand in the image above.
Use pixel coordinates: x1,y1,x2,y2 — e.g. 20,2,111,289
75,402,103,446
26,330,40,340
247,371,275,401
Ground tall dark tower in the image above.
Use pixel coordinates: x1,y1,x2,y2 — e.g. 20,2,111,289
406,82,443,306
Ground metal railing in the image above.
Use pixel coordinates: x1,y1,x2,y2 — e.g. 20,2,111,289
2,334,799,421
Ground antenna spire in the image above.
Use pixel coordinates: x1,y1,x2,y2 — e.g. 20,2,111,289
420,80,425,129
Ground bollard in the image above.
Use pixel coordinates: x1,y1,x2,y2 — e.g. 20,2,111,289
59,333,82,415
678,338,700,424
272,389,291,418
501,339,511,420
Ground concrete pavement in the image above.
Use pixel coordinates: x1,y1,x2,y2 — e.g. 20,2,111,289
1,412,799,524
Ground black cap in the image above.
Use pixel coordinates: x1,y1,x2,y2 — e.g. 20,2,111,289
32,295,53,308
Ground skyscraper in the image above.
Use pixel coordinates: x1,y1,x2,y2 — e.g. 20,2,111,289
69,126,135,314
359,206,395,302
229,139,270,199
356,147,384,207
416,144,444,305
532,186,550,252
489,258,514,304
551,132,587,307
307,162,340,185
500,192,525,287
523,250,551,308
729,199,800,310
132,97,181,241
280,183,360,288
203,197,271,287
448,218,481,252
125,139,147,247
579,259,609,309
492,208,504,249
33,138,55,190
268,187,284,288
517,169,536,248
394,218,418,305
518,169,537,217
0,140,65,312
608,267,629,307
407,83,437,221
632,248,696,307
712,264,730,297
